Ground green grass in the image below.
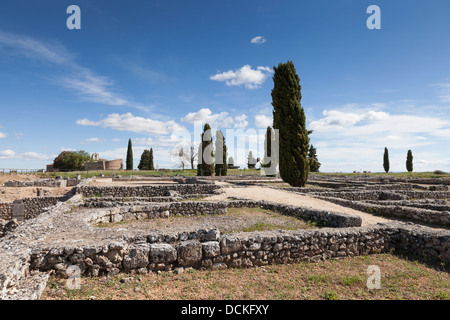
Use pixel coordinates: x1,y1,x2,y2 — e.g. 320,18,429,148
311,172,450,179
38,168,264,179
35,169,450,180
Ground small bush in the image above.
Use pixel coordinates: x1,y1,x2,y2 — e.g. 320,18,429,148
321,290,338,300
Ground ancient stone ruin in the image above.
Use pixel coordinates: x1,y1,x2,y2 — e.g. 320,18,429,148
0,174,449,300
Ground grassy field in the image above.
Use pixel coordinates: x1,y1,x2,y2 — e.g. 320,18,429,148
41,252,449,300
34,169,450,180
313,171,450,179
38,168,261,179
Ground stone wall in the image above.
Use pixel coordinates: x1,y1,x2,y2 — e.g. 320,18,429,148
317,197,450,227
85,199,361,228
0,197,64,221
225,200,362,228
76,184,220,198
27,222,450,278
98,201,227,224
304,190,450,201
1,196,449,300
3,180,68,188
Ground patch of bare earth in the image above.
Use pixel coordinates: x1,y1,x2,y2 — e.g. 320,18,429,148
0,175,72,203
208,186,392,226
96,207,318,234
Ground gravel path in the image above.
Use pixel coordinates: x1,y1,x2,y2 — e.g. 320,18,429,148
208,185,393,226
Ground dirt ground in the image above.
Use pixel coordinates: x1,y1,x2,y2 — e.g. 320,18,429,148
209,185,393,226
0,175,72,203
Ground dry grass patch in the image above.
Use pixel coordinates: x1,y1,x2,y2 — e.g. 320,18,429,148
42,253,449,300
95,207,319,233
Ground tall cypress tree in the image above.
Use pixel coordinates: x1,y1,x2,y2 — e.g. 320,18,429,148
383,147,390,173
261,126,277,176
272,61,309,187
126,138,133,170
215,130,227,176
149,148,154,170
406,150,413,172
198,123,214,176
308,144,321,173
138,149,150,170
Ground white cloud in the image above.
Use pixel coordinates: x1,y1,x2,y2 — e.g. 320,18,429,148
82,137,106,144
23,152,54,161
0,150,54,161
210,65,273,89
250,36,267,44
434,83,450,102
133,137,153,146
60,147,76,152
234,114,249,129
0,132,6,139
309,110,390,131
112,138,121,142
76,113,185,135
181,108,248,129
254,115,272,128
308,104,450,172
0,150,16,159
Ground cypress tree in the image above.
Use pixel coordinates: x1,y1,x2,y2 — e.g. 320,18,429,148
383,147,390,173
272,61,310,187
406,150,413,172
261,126,277,176
138,149,150,170
308,144,321,172
247,151,257,169
126,138,133,170
198,123,214,176
215,130,227,176
149,148,154,170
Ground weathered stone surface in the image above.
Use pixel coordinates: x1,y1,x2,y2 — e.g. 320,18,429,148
149,244,177,264
221,235,242,254
206,228,220,241
202,241,220,258
177,241,202,267
123,244,150,270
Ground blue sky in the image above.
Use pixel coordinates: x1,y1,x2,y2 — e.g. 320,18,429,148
0,0,449,172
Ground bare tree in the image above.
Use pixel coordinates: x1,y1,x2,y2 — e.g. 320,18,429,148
171,142,198,170
171,145,187,170
187,143,198,170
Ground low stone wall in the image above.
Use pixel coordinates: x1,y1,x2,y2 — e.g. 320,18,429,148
86,199,361,228
76,184,220,198
27,222,450,278
0,197,64,221
83,196,181,208
364,199,450,212
305,190,450,201
99,201,227,223
3,180,68,188
316,197,450,227
226,200,362,228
